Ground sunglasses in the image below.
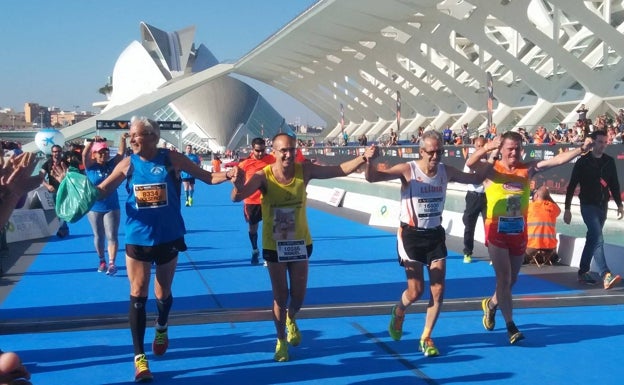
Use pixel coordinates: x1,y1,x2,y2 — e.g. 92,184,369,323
420,149,443,157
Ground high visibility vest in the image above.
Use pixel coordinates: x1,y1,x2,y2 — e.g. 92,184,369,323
527,200,560,249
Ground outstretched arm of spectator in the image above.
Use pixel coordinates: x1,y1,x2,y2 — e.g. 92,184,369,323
0,151,43,227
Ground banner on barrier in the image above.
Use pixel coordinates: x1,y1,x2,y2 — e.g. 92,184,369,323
6,209,53,243
327,188,346,207
35,187,56,210
369,202,400,228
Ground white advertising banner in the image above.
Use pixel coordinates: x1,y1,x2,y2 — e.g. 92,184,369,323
35,187,56,210
5,209,53,243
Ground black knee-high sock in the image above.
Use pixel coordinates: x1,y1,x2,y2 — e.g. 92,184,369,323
129,295,148,356
155,294,173,328
249,232,258,250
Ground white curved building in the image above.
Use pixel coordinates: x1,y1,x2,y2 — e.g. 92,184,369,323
23,0,624,152
235,0,624,142
96,22,288,152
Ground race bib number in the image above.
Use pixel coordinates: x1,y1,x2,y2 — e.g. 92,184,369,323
498,216,524,234
277,240,307,262
134,183,168,209
417,197,443,218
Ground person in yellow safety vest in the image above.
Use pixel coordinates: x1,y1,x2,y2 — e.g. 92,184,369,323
525,185,561,264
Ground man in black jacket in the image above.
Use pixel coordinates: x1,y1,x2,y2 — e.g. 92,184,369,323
564,130,624,289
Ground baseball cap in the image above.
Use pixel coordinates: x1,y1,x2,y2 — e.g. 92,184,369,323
92,141,109,153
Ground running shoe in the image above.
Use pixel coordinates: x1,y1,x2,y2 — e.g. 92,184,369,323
274,338,289,362
507,323,525,344
134,354,153,383
106,264,117,276
185,199,190,207
188,197,193,206
578,272,597,285
98,261,106,273
603,272,621,290
152,327,169,356
263,260,268,267
286,314,302,346
481,298,496,331
419,337,440,357
463,254,472,263
388,305,404,341
251,249,260,265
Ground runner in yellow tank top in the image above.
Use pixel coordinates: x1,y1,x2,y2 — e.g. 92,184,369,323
230,133,375,362
466,131,593,345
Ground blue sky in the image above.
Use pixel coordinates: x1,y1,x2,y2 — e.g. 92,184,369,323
0,0,324,125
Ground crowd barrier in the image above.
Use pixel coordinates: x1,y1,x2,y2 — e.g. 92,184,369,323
306,180,624,275
302,143,624,198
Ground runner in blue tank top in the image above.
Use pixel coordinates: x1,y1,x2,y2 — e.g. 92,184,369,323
84,117,234,382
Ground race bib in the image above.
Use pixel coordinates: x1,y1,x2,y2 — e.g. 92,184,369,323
134,183,168,209
498,216,524,234
416,197,443,218
277,240,307,262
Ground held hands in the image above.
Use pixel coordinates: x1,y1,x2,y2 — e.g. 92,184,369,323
362,144,377,163
580,137,593,153
484,136,502,152
485,136,502,163
227,166,242,185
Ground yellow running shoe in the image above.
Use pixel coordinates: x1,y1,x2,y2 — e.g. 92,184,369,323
481,298,496,331
286,314,302,346
134,354,153,383
388,305,404,341
274,338,289,362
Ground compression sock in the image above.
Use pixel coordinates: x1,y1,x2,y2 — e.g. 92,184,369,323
129,295,148,355
155,294,173,328
249,232,258,250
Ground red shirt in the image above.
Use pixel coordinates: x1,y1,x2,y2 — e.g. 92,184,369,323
238,153,276,204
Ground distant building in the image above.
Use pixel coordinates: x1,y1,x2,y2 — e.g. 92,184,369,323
50,109,95,128
24,103,50,127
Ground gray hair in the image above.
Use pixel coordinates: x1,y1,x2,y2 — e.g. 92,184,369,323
421,129,443,144
130,116,160,138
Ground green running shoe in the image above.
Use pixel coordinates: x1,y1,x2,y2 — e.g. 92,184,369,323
419,338,440,357
388,305,404,341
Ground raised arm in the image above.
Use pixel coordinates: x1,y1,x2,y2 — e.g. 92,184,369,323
0,152,42,227
365,145,410,183
446,163,490,185
231,168,265,202
466,136,501,169
534,138,592,172
82,139,96,169
306,145,375,181
169,151,232,185
95,156,131,199
116,132,130,158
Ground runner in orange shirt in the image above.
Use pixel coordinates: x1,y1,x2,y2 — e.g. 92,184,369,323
238,138,276,264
